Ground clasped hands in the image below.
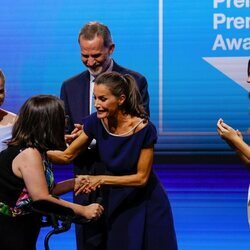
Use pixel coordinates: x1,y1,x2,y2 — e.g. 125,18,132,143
74,175,103,195
217,118,243,141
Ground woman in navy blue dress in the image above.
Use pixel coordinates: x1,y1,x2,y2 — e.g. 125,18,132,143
48,72,178,250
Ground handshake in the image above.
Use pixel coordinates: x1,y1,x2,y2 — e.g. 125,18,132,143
74,175,104,195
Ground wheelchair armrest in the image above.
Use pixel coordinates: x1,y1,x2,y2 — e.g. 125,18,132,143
31,200,75,217
31,199,90,225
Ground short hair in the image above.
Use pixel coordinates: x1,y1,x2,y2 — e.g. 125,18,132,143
9,95,66,152
78,21,113,47
0,69,6,85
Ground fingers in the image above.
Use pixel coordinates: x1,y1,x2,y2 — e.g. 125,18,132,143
217,118,224,131
84,204,104,220
75,178,94,195
71,124,83,135
75,183,99,195
74,175,90,192
91,204,104,219
217,118,232,133
75,176,103,195
65,124,83,145
74,123,83,130
217,118,223,124
217,119,225,136
65,134,77,144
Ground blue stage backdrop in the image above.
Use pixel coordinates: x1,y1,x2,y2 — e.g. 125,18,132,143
0,0,249,155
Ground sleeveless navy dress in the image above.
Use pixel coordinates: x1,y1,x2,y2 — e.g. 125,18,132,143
83,113,178,250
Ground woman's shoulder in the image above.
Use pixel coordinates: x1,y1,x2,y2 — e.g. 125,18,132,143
0,109,17,126
83,112,100,129
147,120,157,131
83,112,98,123
17,147,42,161
135,119,156,134
139,120,157,146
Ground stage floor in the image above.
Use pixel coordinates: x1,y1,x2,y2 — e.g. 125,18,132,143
37,163,250,250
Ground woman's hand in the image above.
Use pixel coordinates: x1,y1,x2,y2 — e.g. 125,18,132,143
79,203,104,220
75,175,103,195
65,124,83,145
74,175,91,193
217,118,241,142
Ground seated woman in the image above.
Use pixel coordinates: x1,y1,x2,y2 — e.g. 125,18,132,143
0,69,17,151
0,95,103,250
48,72,178,250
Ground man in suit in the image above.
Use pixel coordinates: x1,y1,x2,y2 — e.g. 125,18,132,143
60,21,150,250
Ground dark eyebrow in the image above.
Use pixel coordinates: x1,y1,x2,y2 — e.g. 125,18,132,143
91,53,102,58
81,53,102,58
96,95,107,100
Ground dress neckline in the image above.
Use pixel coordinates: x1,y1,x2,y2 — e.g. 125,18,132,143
101,119,145,137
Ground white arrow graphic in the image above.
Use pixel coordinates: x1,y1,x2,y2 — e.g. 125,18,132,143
203,56,250,92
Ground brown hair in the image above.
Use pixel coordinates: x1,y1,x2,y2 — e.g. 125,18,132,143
9,95,66,152
78,21,113,47
95,72,148,120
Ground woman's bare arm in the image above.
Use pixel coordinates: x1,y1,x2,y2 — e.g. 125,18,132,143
217,118,250,165
75,147,154,195
12,148,103,219
47,131,91,164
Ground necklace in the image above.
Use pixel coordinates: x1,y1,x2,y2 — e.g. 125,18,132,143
101,119,144,137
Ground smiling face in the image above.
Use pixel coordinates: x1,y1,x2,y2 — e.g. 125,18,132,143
93,83,125,119
79,35,114,76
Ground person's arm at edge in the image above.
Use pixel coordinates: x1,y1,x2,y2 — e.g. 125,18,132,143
228,137,250,165
217,118,250,165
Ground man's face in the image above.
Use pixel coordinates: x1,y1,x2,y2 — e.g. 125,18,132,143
0,78,5,106
79,35,114,76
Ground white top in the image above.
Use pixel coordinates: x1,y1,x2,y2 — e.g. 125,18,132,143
0,109,16,152
0,124,13,151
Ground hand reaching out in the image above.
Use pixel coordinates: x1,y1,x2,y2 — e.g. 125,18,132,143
74,175,91,193
75,175,103,195
65,123,83,145
217,118,250,164
217,118,242,142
